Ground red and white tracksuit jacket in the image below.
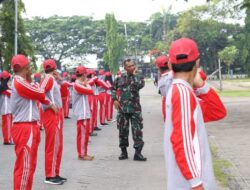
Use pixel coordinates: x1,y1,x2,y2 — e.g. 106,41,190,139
40,74,64,178
10,75,50,190
60,81,72,118
164,79,227,189
158,71,173,122
105,81,113,121
0,88,12,143
72,80,93,156
97,78,110,124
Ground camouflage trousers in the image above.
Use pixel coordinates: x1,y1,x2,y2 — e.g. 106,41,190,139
116,112,144,149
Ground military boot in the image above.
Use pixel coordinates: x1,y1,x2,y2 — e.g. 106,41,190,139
119,147,128,160
134,148,147,161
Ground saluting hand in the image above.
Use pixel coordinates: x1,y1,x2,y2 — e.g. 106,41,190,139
50,104,59,113
193,68,204,88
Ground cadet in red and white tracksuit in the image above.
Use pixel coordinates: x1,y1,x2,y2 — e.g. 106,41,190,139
10,54,50,190
0,71,13,144
104,72,113,121
60,72,71,119
165,38,227,190
155,55,173,122
87,70,100,134
60,80,72,119
97,70,110,126
40,59,66,185
72,66,94,161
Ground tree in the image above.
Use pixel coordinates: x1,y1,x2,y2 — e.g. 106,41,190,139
0,0,35,71
218,45,238,76
104,13,125,73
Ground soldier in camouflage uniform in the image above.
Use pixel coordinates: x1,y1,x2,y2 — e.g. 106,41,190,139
111,59,147,161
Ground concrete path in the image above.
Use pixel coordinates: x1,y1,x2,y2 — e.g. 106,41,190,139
0,81,244,190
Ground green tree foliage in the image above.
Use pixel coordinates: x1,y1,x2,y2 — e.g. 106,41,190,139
218,45,238,74
0,0,35,71
26,16,106,69
104,13,125,73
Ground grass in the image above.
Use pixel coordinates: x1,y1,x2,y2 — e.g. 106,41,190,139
217,90,250,97
211,145,232,187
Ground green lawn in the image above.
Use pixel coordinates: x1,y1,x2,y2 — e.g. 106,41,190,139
217,90,250,97
211,145,231,187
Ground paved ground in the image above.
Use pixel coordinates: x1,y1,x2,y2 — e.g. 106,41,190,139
0,81,248,190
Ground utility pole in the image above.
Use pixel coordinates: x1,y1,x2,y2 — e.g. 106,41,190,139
218,58,223,91
14,0,18,55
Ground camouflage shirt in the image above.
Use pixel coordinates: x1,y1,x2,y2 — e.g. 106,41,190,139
111,73,145,113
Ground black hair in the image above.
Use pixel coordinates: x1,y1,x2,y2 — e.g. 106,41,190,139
76,73,83,78
0,77,10,94
123,59,133,67
45,67,56,74
159,66,169,73
172,61,196,73
105,75,113,85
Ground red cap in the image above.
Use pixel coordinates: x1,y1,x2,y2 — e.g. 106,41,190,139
169,38,200,64
71,74,76,80
62,71,68,77
105,71,111,77
75,66,87,75
0,71,11,79
155,56,169,68
43,59,57,71
99,69,105,75
34,72,41,79
11,54,29,70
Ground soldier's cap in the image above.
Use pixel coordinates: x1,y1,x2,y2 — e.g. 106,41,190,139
169,38,200,64
99,69,105,75
0,70,11,79
34,72,41,79
43,59,57,71
155,55,169,68
11,54,29,70
75,66,87,75
105,71,112,77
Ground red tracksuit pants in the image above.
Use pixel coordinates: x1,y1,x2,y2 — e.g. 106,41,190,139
62,95,70,118
12,122,40,190
77,119,90,157
88,95,98,133
2,114,12,143
43,109,64,178
98,92,106,124
105,94,113,121
162,96,166,122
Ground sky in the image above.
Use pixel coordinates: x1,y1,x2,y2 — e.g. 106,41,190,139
22,0,207,22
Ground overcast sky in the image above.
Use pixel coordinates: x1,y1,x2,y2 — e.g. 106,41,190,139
22,0,206,22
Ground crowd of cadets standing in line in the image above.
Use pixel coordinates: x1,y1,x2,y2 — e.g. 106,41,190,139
0,54,120,189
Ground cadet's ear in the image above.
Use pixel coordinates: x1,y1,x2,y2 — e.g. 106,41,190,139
195,58,200,68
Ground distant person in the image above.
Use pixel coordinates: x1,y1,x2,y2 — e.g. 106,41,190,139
72,66,94,160
0,70,13,145
40,59,66,185
165,38,227,190
111,59,147,161
153,72,158,87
